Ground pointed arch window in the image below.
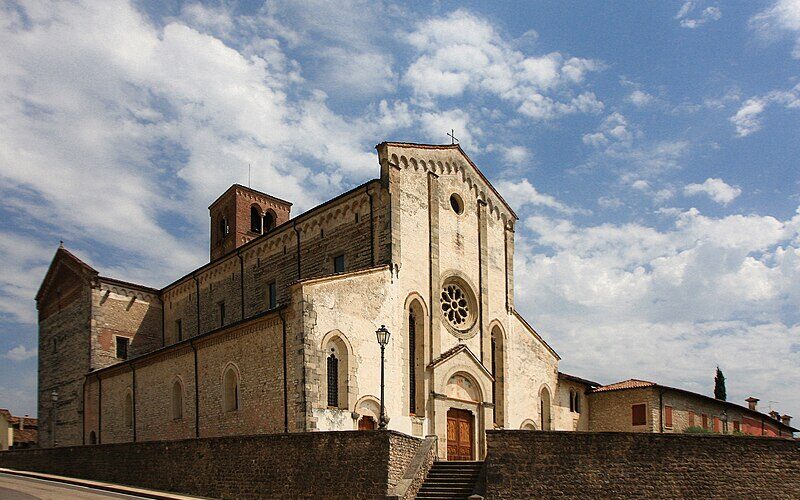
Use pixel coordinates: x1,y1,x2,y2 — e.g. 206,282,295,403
540,386,552,431
172,379,183,420
123,390,133,429
323,334,350,410
409,310,416,414
407,300,425,415
491,326,506,426
223,365,240,412
327,352,339,407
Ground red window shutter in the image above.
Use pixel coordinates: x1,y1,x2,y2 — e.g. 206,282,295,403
665,406,673,428
733,420,740,432
713,417,721,432
688,411,695,427
702,414,708,429
632,404,647,426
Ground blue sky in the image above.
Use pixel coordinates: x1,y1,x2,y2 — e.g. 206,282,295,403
1,0,799,421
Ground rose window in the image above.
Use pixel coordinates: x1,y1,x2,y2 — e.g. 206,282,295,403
441,283,470,327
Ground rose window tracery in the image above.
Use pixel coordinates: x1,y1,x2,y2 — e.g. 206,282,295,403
441,284,469,326
439,276,477,337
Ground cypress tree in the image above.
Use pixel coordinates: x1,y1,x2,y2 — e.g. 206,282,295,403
714,366,726,401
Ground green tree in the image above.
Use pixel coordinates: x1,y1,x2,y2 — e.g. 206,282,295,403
714,366,726,401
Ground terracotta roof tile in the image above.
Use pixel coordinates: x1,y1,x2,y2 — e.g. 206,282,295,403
591,379,657,393
14,428,37,444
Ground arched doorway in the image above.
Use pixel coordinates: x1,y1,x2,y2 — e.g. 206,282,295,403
540,386,552,431
446,408,474,460
354,395,380,431
444,373,481,461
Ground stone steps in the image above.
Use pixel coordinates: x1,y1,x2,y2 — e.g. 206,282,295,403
416,461,483,500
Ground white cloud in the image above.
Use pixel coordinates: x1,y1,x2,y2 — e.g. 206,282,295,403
4,345,37,362
582,112,634,149
580,114,689,189
515,207,800,416
684,178,742,205
501,145,531,165
597,196,624,209
261,0,399,96
731,98,768,136
750,0,800,58
627,89,654,107
495,179,585,215
404,10,604,120
0,232,53,324
730,84,800,137
675,2,722,29
0,0,401,295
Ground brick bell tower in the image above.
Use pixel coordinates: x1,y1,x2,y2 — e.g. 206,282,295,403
209,184,292,261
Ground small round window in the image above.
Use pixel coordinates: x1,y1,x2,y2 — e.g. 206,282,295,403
449,194,464,214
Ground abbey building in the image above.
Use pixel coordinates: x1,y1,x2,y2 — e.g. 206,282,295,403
35,142,794,458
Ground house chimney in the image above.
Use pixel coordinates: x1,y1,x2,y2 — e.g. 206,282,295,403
769,410,781,421
781,414,791,427
745,397,759,411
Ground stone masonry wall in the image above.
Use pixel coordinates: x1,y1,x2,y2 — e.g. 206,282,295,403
588,387,661,432
0,431,423,500
483,430,800,499
84,309,298,444
38,280,92,448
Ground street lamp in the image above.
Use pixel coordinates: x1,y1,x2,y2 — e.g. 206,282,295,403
50,390,59,448
376,325,391,429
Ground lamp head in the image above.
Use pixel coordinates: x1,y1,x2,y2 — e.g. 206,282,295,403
376,325,391,346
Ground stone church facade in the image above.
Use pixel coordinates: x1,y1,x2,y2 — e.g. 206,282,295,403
36,142,577,459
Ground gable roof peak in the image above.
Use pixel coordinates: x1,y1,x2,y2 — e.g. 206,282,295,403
35,245,99,302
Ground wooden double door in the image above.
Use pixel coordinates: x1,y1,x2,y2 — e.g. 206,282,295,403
446,408,474,461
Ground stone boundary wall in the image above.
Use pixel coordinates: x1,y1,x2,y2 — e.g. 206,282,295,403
484,430,800,499
0,430,421,499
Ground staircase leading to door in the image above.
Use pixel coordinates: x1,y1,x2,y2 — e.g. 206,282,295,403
415,461,483,499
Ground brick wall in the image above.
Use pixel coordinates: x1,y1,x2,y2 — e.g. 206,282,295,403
483,430,800,499
162,180,390,345
0,431,422,500
91,284,162,365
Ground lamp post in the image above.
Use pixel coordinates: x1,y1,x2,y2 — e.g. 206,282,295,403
376,325,391,429
50,390,59,448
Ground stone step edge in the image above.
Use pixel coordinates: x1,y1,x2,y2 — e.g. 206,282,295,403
0,468,208,500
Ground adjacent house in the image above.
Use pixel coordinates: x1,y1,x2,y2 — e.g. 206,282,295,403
0,409,37,450
587,379,796,438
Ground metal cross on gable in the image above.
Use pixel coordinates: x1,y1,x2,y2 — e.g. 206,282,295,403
447,129,459,145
